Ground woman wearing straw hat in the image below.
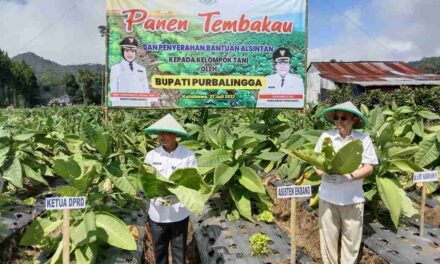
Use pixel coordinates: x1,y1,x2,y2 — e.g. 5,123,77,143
313,101,378,264
144,114,196,264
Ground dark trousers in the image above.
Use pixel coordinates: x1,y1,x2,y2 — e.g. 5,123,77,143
150,217,189,264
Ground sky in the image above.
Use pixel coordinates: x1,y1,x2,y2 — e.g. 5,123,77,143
0,0,439,65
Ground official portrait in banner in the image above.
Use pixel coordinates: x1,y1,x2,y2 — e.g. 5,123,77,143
106,0,306,108
109,36,160,107
256,47,304,108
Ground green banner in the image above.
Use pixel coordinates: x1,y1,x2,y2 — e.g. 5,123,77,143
106,0,306,108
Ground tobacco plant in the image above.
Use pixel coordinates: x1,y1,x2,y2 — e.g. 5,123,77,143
250,233,270,256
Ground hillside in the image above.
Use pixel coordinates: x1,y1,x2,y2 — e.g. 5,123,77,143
10,52,104,105
409,56,440,75
12,52,104,77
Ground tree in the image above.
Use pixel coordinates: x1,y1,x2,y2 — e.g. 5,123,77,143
418,57,440,74
98,25,108,37
0,49,13,106
63,73,82,104
91,70,104,105
78,70,95,105
11,61,40,107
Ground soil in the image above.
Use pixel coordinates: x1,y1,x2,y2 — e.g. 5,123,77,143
267,185,387,264
424,206,440,227
143,220,200,264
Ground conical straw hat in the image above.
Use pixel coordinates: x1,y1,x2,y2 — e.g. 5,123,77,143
144,114,189,137
321,101,368,129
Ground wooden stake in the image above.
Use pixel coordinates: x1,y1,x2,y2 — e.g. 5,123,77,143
420,183,426,236
63,209,70,264
291,198,297,264
104,106,109,125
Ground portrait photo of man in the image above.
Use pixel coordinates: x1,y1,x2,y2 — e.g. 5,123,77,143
256,47,304,108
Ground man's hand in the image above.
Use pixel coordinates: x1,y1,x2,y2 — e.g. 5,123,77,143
322,173,353,185
153,195,179,207
164,195,179,205
153,197,170,206
313,167,325,177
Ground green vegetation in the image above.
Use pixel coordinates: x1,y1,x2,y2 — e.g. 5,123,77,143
283,139,363,175
256,210,275,223
0,49,103,107
410,56,440,74
324,85,440,114
0,97,439,261
250,233,270,256
140,167,212,214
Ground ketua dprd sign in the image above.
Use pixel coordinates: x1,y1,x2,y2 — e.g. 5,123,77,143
106,0,306,109
45,196,86,210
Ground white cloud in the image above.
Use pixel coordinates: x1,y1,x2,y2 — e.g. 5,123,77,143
310,0,440,62
0,0,105,65
1,0,438,65
376,38,414,53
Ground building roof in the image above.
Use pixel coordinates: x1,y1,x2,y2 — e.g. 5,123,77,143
48,94,72,106
309,61,440,87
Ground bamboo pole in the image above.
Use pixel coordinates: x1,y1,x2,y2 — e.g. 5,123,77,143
63,209,70,264
291,198,297,264
103,17,110,126
420,183,426,236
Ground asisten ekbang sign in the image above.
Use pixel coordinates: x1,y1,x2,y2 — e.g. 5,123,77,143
106,0,306,109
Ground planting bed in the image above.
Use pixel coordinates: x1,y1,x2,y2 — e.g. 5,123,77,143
363,217,440,264
0,192,52,263
407,191,439,209
190,194,314,264
267,179,440,264
267,181,387,264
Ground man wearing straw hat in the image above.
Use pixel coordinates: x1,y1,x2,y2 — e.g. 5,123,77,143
144,114,196,264
313,101,378,264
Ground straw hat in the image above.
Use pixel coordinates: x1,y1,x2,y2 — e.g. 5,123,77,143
144,114,189,137
321,101,368,129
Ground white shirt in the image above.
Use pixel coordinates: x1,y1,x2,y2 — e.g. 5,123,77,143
110,60,150,93
314,129,378,205
256,73,304,108
144,145,197,223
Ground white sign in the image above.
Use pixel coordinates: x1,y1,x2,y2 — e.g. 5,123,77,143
277,185,312,199
45,197,86,210
413,171,438,183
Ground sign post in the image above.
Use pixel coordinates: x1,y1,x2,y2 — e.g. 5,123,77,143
413,171,438,236
277,185,312,264
290,197,297,264
63,209,70,264
46,196,86,264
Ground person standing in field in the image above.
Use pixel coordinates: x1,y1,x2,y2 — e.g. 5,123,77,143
313,101,378,264
144,114,196,264
110,36,150,93
256,47,304,108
